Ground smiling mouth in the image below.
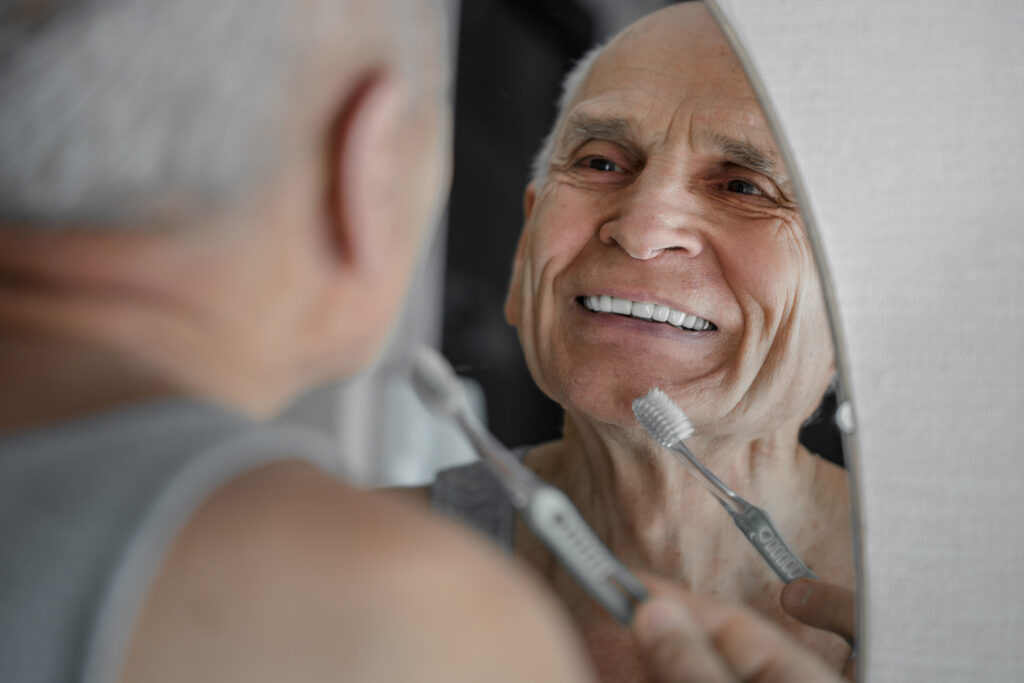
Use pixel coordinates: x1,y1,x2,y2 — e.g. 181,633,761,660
579,295,716,332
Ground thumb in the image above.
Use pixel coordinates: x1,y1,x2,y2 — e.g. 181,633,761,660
780,579,855,644
632,596,736,683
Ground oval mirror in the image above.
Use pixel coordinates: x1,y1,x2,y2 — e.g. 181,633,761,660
437,1,860,680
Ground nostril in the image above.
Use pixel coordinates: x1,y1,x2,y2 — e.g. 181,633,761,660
598,225,618,248
598,216,706,261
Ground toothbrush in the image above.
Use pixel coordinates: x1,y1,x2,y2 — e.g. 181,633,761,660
410,346,649,624
631,388,817,583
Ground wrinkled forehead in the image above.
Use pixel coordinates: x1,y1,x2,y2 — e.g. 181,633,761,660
563,7,782,166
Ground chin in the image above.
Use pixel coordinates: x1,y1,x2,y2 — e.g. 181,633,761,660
544,367,662,428
556,373,734,439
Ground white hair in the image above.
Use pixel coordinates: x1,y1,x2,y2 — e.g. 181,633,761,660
529,42,605,189
0,0,431,230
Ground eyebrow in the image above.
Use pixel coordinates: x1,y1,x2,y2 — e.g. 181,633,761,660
702,132,795,198
560,114,639,150
702,132,778,176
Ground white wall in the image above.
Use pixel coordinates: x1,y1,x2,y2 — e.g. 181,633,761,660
709,1,1024,679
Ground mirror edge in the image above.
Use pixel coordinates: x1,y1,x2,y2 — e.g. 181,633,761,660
700,2,867,676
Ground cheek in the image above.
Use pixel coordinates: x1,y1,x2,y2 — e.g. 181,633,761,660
793,279,835,380
531,185,599,247
521,189,600,302
510,189,600,402
717,221,822,369
717,226,803,320
735,223,834,414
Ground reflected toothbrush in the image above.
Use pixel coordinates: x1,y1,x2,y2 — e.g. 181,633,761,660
632,388,817,583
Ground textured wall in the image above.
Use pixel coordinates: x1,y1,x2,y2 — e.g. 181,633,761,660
709,0,1024,679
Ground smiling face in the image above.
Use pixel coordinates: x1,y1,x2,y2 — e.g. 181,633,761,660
505,3,834,438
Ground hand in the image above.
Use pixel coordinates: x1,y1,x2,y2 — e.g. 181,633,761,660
780,578,854,645
780,578,856,679
631,578,844,683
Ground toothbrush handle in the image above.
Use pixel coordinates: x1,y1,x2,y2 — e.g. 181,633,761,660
452,411,536,508
732,506,817,583
521,483,649,624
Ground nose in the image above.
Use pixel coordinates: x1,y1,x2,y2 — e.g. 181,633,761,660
598,172,707,260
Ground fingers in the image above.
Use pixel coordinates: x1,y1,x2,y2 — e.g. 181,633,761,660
780,579,855,644
633,596,738,683
705,601,841,683
632,578,844,683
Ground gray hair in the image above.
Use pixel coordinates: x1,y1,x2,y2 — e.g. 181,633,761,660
0,0,430,229
529,42,605,189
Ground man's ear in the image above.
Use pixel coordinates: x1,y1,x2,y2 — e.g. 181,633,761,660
503,183,536,327
326,72,405,272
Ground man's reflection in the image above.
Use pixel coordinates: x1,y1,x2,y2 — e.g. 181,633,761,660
434,3,853,680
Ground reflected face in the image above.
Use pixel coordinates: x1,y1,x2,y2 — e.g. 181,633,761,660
505,4,833,436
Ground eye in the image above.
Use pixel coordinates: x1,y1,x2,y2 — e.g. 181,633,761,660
726,178,764,195
579,156,624,173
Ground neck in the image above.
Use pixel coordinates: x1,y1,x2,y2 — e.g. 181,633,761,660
523,411,825,593
0,227,299,432
0,331,178,432
0,295,284,433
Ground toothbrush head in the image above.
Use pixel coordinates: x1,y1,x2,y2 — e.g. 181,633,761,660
410,346,465,417
632,388,695,448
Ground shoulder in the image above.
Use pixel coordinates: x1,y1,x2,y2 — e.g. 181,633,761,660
119,460,594,683
801,454,854,587
812,456,852,538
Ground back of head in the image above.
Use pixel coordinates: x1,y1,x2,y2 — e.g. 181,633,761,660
0,0,434,230
0,0,451,420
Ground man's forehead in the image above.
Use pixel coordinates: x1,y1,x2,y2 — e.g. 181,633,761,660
559,98,781,160
570,43,773,145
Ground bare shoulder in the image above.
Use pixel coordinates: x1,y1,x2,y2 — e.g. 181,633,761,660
119,461,594,683
805,455,855,586
815,457,852,536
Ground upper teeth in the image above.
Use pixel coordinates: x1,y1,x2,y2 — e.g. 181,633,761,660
583,295,712,331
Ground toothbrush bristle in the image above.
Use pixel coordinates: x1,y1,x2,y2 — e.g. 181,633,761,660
632,388,695,447
410,346,465,416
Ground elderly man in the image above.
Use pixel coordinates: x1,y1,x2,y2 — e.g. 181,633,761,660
432,3,855,681
0,0,849,681
0,1,598,681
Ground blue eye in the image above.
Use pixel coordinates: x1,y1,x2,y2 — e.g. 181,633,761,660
726,179,763,195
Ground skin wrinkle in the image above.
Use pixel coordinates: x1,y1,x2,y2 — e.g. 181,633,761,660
0,280,286,419
0,253,211,329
